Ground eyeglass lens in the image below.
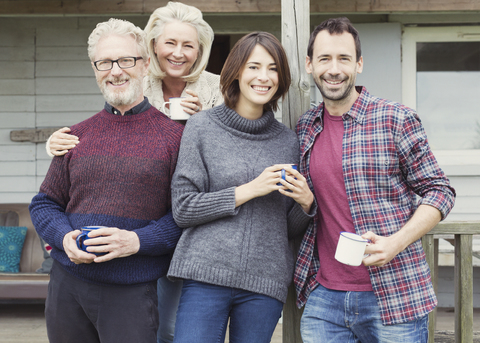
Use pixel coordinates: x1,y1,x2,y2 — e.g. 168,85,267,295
95,57,138,71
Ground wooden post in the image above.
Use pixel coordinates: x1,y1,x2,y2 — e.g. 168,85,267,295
281,0,311,130
281,0,310,342
422,235,437,343
454,234,473,343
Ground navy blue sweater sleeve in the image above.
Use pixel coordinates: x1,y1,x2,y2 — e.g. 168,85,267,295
29,154,74,251
29,192,74,251
135,209,183,256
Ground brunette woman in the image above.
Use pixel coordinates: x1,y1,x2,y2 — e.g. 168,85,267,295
169,31,315,343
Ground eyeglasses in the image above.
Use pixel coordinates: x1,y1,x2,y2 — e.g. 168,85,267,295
93,57,143,71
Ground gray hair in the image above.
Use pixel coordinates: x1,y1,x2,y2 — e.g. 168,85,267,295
88,18,148,62
144,2,214,82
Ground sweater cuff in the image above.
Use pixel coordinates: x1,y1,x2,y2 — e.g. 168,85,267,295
135,211,183,256
287,199,317,239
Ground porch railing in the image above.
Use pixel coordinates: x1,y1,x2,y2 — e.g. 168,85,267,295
423,221,480,343
283,221,480,343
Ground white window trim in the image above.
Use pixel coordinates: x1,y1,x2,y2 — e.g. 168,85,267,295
402,26,480,169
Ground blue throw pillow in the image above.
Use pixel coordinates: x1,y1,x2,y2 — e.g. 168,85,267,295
0,226,27,273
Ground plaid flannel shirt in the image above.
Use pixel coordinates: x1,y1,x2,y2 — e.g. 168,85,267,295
294,87,456,325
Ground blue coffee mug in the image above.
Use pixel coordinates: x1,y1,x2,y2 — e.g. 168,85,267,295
76,226,107,256
277,164,298,192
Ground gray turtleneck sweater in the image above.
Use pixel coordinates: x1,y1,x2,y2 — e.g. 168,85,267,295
168,104,315,303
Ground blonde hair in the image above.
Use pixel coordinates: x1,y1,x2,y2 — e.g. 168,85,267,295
144,2,214,82
87,18,148,61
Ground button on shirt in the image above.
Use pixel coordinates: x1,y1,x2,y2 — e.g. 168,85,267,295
294,86,456,325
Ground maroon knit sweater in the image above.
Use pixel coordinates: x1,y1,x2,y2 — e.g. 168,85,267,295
30,105,184,285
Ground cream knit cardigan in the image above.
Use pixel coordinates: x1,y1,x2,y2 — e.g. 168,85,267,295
143,70,223,113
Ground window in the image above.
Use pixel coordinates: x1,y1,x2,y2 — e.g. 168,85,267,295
402,26,480,166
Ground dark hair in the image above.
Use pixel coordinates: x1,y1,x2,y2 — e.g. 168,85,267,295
220,31,291,112
307,17,361,62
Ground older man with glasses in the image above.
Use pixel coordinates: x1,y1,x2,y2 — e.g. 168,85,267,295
29,18,184,343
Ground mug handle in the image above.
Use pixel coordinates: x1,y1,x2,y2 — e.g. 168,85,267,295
76,232,87,251
161,102,171,115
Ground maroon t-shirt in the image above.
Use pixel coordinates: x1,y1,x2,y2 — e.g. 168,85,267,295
310,108,372,291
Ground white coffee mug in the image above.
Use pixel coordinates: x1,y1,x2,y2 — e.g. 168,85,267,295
334,232,369,266
162,97,190,120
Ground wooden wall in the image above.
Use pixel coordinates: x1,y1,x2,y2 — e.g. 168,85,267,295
0,17,129,204
0,18,36,204
1,0,479,15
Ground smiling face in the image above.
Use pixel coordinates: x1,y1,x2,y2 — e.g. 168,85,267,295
93,34,149,113
306,30,363,112
235,44,279,119
154,21,199,80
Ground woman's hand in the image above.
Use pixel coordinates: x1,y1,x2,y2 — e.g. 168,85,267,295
278,165,314,213
48,127,79,156
180,89,202,115
235,165,286,207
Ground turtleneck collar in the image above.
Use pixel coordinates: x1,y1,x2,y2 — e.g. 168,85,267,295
208,104,286,139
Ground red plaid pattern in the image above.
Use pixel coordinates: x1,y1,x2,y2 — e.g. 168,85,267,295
294,87,456,325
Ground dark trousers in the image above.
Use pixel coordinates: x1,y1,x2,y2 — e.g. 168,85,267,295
46,261,158,343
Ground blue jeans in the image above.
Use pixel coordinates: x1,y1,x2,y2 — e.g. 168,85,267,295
173,280,283,343
301,284,429,343
157,276,183,343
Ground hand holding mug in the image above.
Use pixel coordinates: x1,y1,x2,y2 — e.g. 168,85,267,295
76,226,107,256
162,97,191,120
63,230,96,264
277,164,314,213
335,232,369,266
181,89,202,114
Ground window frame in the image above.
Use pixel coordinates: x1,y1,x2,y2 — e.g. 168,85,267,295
402,26,480,172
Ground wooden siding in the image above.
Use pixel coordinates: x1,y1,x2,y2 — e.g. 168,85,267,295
1,0,480,15
0,20,35,203
437,266,480,308
0,17,106,203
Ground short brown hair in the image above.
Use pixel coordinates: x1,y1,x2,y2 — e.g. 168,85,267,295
307,17,361,62
220,32,291,112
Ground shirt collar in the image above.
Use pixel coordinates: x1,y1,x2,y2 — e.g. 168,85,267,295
104,97,151,116
344,86,369,125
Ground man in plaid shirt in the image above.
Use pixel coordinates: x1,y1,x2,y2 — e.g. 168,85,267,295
295,17,456,342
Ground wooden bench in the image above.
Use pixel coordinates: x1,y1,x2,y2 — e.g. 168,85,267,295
0,204,49,300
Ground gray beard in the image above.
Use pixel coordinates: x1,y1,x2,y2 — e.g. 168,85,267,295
99,77,142,108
